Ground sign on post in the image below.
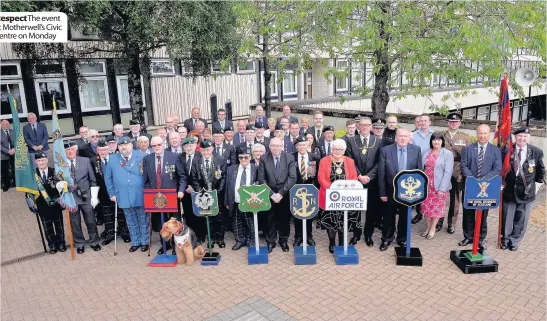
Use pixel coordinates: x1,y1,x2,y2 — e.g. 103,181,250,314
238,184,271,265
290,184,319,265
463,176,502,210
191,190,220,265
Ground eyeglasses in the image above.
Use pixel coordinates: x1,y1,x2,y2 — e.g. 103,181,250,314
90,135,99,138
333,148,345,151
238,155,250,159
151,144,163,147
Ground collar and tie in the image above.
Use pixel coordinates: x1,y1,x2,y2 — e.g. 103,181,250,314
42,170,47,183
327,142,331,155
240,166,247,186
477,146,485,178
514,148,523,176
274,156,280,175
398,148,406,171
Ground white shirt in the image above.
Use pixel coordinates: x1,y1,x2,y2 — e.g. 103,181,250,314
171,146,182,154
234,165,251,203
101,156,109,166
515,145,527,176
477,143,487,155
4,130,10,148
360,134,371,147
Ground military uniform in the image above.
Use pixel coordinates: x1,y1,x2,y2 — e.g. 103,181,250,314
441,112,471,233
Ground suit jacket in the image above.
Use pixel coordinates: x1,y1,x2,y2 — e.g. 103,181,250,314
255,116,267,127
143,151,186,193
257,151,297,197
317,156,358,209
1,128,13,160
23,122,49,152
180,152,202,194
213,143,236,166
382,129,396,146
75,137,88,151
292,152,320,185
378,143,422,198
69,156,97,205
233,132,247,146
504,144,545,203
183,117,207,132
282,136,295,154
346,134,382,188
190,154,225,192
105,151,146,209
422,148,454,192
212,120,234,132
91,155,113,204
129,132,152,149
254,137,271,153
299,127,310,136
78,142,97,159
306,125,324,141
224,163,258,208
460,142,501,180
277,115,298,125
317,138,335,159
35,167,62,210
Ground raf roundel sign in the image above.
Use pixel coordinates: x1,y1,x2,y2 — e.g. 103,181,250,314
325,180,368,211
393,170,429,207
329,191,341,202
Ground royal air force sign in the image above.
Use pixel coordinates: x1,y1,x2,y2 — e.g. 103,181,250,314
325,180,368,211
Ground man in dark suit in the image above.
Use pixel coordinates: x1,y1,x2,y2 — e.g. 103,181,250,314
502,127,545,251
258,137,297,253
184,107,207,132
253,122,270,153
306,110,325,142
1,120,15,191
347,117,383,247
378,128,422,251
382,116,397,146
212,128,236,166
128,119,152,149
34,152,66,254
212,109,233,133
168,132,183,154
78,128,100,159
143,136,187,254
233,120,247,146
236,124,256,161
254,105,267,128
180,137,205,242
287,121,301,150
75,126,89,150
92,141,118,245
64,141,101,254
277,105,298,125
23,112,49,162
318,125,335,158
341,119,357,146
223,125,235,146
460,124,502,250
224,147,259,250
292,136,319,247
191,139,226,248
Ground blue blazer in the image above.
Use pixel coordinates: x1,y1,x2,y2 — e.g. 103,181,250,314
105,151,146,209
142,151,186,193
224,163,258,209
23,122,49,152
378,143,422,198
233,132,246,145
212,120,234,132
422,148,454,192
460,142,502,180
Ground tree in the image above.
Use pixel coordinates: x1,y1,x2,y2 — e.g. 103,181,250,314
313,1,546,118
3,1,237,124
233,0,320,117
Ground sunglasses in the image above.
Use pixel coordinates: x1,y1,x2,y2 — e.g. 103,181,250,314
238,155,250,159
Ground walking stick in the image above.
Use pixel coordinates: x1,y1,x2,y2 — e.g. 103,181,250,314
114,202,118,256
65,209,75,261
35,214,47,253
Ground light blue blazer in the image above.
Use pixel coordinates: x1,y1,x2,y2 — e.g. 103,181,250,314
422,147,454,192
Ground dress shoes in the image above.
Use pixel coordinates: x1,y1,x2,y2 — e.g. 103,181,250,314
509,244,518,251
90,244,101,251
447,226,456,234
129,245,141,252
349,236,360,246
500,242,509,250
396,240,406,247
217,240,226,248
379,242,389,251
141,245,149,252
435,218,444,232
102,236,114,246
364,237,374,247
49,248,58,254
232,242,246,251
478,241,486,250
411,214,423,224
267,243,275,253
328,244,334,254
458,239,473,246
122,235,131,243
96,219,104,226
77,247,85,254
293,237,303,247
57,244,67,252
307,237,316,246
280,243,290,252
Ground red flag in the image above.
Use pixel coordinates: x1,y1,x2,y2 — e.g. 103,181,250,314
494,74,513,179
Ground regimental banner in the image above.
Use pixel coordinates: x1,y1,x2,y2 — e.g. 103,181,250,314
143,189,178,213
393,170,429,207
238,184,271,213
290,184,319,219
463,176,502,210
191,190,220,216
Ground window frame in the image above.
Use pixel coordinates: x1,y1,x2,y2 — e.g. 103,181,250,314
0,61,22,79
0,80,28,120
115,75,146,110
282,70,297,95
237,60,255,74
150,59,176,76
34,78,72,115
335,59,349,93
78,60,107,76
34,61,66,78
78,76,111,112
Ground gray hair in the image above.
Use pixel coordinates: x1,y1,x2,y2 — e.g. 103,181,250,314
332,139,347,151
88,129,98,137
396,128,410,136
137,136,149,143
252,143,266,153
113,124,123,131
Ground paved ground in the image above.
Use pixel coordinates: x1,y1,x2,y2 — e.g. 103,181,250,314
1,188,545,321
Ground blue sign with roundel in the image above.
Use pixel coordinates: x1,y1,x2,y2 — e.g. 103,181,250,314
290,184,319,220
463,176,502,210
393,170,429,207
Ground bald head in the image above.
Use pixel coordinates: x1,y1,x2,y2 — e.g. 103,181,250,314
395,128,411,147
269,137,283,157
477,124,491,144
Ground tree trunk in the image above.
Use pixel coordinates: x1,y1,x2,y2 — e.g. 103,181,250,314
371,2,391,119
127,45,145,124
263,40,272,118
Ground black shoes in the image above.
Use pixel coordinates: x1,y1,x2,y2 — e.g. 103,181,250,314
280,243,289,252
293,238,303,247
122,234,131,243
129,245,141,252
396,240,406,247
96,219,104,226
57,244,67,252
328,243,334,254
379,242,389,251
232,242,246,251
141,245,149,252
447,226,456,234
501,242,509,250
411,214,423,224
49,248,58,254
157,244,172,255
217,240,226,248
364,237,374,247
349,236,360,246
435,218,444,232
90,244,101,251
478,241,486,250
458,239,473,246
307,237,316,246
77,247,85,254
509,244,518,251
267,243,275,253
102,236,114,246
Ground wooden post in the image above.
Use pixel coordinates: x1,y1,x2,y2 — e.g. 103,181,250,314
65,209,75,261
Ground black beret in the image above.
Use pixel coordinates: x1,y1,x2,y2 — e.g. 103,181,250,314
513,127,530,135
212,128,224,134
246,124,255,131
322,126,334,133
295,136,307,144
105,135,116,143
34,151,47,160
97,140,107,147
447,112,463,122
200,139,213,148
254,122,264,129
129,119,139,125
224,125,234,132
64,141,77,148
239,146,251,155
275,123,284,131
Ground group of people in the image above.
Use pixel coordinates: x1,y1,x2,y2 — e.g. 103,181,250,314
1,104,544,257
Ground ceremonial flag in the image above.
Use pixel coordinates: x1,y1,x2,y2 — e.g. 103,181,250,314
494,74,513,179
7,86,39,196
51,100,78,212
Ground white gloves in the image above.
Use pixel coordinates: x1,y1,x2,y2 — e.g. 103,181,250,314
90,186,100,208
56,181,67,193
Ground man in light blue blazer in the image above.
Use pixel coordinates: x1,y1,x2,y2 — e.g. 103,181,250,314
105,136,149,253
23,113,49,161
378,128,422,251
459,124,502,249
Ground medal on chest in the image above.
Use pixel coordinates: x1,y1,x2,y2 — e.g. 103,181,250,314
361,148,367,155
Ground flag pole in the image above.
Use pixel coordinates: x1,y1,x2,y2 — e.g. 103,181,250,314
35,211,47,253
65,209,75,260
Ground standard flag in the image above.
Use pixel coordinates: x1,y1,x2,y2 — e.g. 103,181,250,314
494,74,513,179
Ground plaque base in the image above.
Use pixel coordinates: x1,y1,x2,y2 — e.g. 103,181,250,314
148,254,178,267
201,252,221,266
333,246,359,265
294,246,317,265
395,247,423,266
450,250,498,274
248,246,268,265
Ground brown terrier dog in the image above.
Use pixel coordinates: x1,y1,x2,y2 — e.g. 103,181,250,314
160,218,205,265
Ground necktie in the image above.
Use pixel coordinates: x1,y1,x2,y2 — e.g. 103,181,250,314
241,166,247,187
5,130,11,147
477,146,484,178
33,125,37,137
156,156,162,188
70,160,76,179
514,149,522,176
42,171,47,183
327,142,331,155
316,129,320,141
125,156,129,163
186,156,192,174
398,149,405,171
363,136,368,148
103,158,108,167
275,157,280,176
205,159,210,176
216,146,221,154
300,155,307,180
240,135,244,144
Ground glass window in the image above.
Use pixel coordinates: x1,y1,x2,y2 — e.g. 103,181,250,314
150,60,175,75
512,106,520,122
463,108,476,119
490,104,498,121
0,82,27,118
237,61,255,73
79,77,109,111
35,63,64,75
35,79,70,114
283,71,296,94
116,76,146,110
79,61,105,75
477,106,489,120
0,64,20,78
336,60,349,92
212,61,231,74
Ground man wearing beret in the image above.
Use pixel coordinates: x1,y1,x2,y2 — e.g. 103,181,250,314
236,124,257,161
223,125,236,146
180,137,205,242
439,112,471,234
128,119,152,149
502,127,545,251
64,141,101,254
105,136,149,253
92,141,117,245
253,122,271,153
318,126,335,158
191,139,226,248
106,135,118,154
212,127,236,166
34,152,66,254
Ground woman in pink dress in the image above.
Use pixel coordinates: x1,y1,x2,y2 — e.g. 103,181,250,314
420,132,454,239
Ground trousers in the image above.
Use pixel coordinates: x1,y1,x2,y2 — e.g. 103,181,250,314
70,203,99,248
124,206,149,246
